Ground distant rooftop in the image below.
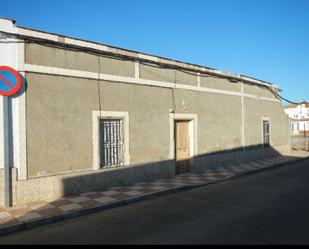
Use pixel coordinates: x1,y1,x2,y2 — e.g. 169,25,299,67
284,101,309,109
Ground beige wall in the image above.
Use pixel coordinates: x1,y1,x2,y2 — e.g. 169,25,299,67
24,43,290,179
244,98,290,147
25,43,135,77
26,43,99,72
26,73,99,177
100,57,135,77
26,73,173,177
139,64,176,83
244,83,276,99
173,89,243,154
0,42,291,206
175,71,197,86
200,76,241,92
99,81,173,165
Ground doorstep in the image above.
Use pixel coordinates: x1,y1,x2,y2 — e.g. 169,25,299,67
0,151,308,236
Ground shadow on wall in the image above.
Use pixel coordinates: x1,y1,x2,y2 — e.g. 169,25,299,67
0,144,300,230
60,144,283,196
47,145,287,198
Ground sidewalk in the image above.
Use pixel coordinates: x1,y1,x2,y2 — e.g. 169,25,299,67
0,151,308,236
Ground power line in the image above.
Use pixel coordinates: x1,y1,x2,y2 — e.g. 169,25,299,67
0,30,303,105
0,30,267,84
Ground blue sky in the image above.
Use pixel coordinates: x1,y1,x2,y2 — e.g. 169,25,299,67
2,0,309,103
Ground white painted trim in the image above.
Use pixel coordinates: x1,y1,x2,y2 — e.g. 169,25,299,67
174,82,241,96
0,19,17,172
243,93,259,99
138,53,159,62
16,73,27,180
14,26,279,90
23,64,280,103
23,64,98,79
169,113,198,162
197,73,201,87
0,97,4,170
100,72,176,88
16,42,27,180
134,61,140,79
16,38,25,72
64,37,109,52
260,96,280,102
241,83,245,147
0,21,27,179
261,117,271,146
92,111,130,170
15,27,59,42
243,93,280,103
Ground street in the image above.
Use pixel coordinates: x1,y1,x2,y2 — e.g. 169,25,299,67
1,158,309,244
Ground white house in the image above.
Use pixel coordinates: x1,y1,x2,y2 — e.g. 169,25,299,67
284,102,309,136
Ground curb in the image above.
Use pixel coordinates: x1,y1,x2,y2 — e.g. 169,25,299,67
0,155,307,237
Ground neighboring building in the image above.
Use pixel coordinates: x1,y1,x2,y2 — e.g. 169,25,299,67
0,18,290,207
284,102,309,136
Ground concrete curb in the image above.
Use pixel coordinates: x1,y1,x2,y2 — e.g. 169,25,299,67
0,155,307,237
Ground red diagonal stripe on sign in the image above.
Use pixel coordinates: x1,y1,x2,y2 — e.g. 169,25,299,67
0,73,15,90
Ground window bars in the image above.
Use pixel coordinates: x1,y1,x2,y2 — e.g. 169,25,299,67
263,120,270,147
100,119,124,168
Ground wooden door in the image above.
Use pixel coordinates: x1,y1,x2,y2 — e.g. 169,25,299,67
175,120,190,175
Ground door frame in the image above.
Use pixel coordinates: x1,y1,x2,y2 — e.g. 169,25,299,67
169,113,198,169
261,116,271,147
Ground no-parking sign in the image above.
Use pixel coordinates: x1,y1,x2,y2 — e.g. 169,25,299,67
0,66,22,96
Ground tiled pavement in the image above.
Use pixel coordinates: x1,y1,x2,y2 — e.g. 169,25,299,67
0,153,308,235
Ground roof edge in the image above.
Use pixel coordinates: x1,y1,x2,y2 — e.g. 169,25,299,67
0,17,16,24
12,24,278,89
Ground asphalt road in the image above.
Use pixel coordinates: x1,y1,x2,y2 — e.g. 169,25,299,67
1,158,309,244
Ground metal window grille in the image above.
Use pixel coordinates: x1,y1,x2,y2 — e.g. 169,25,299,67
100,119,124,168
263,120,270,147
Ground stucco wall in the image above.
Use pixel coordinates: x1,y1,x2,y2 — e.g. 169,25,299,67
26,43,99,72
100,57,135,77
26,73,99,177
18,42,291,204
25,73,174,177
175,71,197,86
173,89,243,154
139,64,176,83
244,98,289,147
99,80,173,164
25,43,135,77
244,83,276,99
200,76,241,92
24,43,290,177
25,72,289,178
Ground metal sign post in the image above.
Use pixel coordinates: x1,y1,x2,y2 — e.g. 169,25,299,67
2,96,10,208
0,66,23,208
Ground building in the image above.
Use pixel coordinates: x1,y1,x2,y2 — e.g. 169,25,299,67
284,102,309,136
0,18,290,207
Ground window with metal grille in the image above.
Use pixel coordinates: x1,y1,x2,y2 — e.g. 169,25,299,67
262,120,270,147
100,119,124,168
